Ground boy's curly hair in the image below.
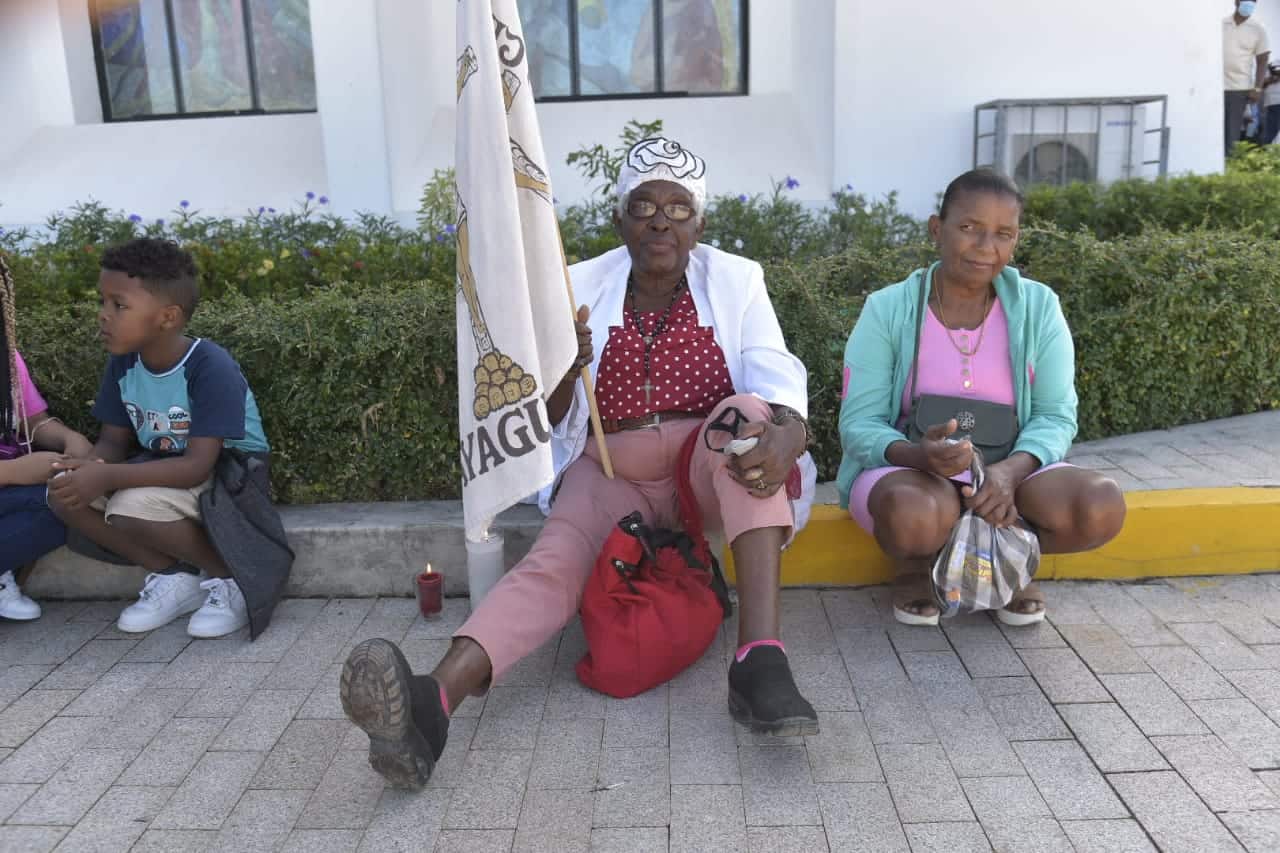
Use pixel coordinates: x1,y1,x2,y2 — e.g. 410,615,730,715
100,238,200,319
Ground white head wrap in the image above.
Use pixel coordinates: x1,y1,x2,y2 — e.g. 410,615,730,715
615,137,708,214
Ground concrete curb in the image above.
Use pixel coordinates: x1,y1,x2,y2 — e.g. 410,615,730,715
726,486,1280,586
27,486,1280,601
29,501,544,601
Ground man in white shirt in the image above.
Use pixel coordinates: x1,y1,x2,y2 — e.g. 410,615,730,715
1225,0,1271,156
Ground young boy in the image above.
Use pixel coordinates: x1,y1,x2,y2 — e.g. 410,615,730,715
48,238,270,637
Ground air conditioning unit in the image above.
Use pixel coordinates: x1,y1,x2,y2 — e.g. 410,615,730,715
993,104,1147,187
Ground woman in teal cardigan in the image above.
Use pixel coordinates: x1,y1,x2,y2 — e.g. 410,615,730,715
837,170,1125,627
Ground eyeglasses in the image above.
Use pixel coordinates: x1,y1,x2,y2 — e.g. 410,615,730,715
626,199,696,222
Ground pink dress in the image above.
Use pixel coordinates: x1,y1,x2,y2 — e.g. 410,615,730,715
1,351,50,458
848,299,1071,534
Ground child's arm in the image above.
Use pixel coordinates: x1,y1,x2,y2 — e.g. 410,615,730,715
26,413,94,458
0,452,63,487
48,435,221,510
89,424,134,464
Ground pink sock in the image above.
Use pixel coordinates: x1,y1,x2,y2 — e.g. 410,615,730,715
735,639,785,663
439,686,451,717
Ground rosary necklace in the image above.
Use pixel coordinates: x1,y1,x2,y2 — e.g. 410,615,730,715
627,274,686,406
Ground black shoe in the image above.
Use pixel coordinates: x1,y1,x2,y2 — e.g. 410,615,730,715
340,638,448,788
728,645,819,737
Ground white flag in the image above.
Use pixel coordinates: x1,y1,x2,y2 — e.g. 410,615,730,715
455,0,576,540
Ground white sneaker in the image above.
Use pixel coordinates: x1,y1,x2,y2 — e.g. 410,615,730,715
117,571,207,633
187,577,249,638
0,571,41,621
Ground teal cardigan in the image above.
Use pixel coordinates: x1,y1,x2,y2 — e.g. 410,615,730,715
835,262,1079,508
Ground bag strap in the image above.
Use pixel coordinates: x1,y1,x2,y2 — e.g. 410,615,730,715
675,428,706,545
907,264,931,408
676,426,734,618
969,447,986,492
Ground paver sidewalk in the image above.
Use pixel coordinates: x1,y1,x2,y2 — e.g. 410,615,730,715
7,575,1280,851
808,411,1280,507
1063,410,1280,492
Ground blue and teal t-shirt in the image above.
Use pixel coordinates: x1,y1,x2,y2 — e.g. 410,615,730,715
93,338,269,455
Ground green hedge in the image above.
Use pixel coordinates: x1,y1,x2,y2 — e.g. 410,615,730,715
19,227,1279,502
23,283,461,505
1022,171,1280,240
1015,226,1280,439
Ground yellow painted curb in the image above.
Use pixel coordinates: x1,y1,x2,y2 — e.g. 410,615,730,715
723,487,1280,585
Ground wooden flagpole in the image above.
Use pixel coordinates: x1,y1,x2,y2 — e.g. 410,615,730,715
554,228,614,479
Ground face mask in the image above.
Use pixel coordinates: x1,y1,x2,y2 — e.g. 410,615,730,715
1240,2,1257,17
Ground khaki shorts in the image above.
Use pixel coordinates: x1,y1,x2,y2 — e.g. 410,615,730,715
89,478,214,524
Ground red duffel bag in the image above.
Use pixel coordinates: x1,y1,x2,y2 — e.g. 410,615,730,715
575,429,732,698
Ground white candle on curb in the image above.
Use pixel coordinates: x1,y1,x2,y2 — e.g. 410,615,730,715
465,531,506,607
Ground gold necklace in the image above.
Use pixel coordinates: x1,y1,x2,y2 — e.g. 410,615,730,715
932,277,992,357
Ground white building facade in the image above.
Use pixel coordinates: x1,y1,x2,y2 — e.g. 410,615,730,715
0,1,1254,227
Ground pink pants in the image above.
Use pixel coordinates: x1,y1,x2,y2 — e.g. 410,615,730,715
456,394,794,682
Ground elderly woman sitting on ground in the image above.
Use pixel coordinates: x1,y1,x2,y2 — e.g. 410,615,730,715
342,137,820,788
838,169,1126,628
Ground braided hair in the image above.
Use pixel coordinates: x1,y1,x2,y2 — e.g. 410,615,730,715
0,254,30,449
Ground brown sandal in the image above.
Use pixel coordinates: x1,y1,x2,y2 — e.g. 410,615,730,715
893,572,940,627
998,583,1047,626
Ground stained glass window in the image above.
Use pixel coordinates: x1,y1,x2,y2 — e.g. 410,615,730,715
520,0,747,101
91,0,317,121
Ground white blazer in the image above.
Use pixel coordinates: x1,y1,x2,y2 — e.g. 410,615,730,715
539,243,815,525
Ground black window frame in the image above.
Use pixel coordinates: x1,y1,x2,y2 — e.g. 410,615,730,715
532,0,749,103
88,0,318,123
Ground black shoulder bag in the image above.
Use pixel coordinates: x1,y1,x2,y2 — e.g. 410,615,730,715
905,268,1019,463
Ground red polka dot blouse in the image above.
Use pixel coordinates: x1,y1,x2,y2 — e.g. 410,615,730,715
595,288,736,419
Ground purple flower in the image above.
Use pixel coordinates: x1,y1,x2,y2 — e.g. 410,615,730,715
128,214,142,223
318,195,329,205
179,199,190,208
301,248,312,259
156,218,165,226
435,232,448,243
444,223,456,234
737,194,748,203
306,191,316,200
258,206,266,214
785,176,800,190
268,207,276,214
845,183,853,191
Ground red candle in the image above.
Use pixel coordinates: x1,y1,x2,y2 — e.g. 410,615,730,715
417,564,443,618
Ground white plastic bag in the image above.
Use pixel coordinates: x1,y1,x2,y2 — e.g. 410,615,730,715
931,452,1041,618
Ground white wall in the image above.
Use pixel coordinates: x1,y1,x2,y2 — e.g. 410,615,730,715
0,0,75,164
371,0,836,211
0,114,326,223
0,0,1229,225
0,1,327,224
834,0,1225,216
375,0,455,215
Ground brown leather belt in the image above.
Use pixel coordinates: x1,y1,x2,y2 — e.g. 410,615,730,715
598,411,705,434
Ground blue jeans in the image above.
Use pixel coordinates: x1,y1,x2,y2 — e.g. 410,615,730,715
1265,105,1280,144
0,484,66,573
